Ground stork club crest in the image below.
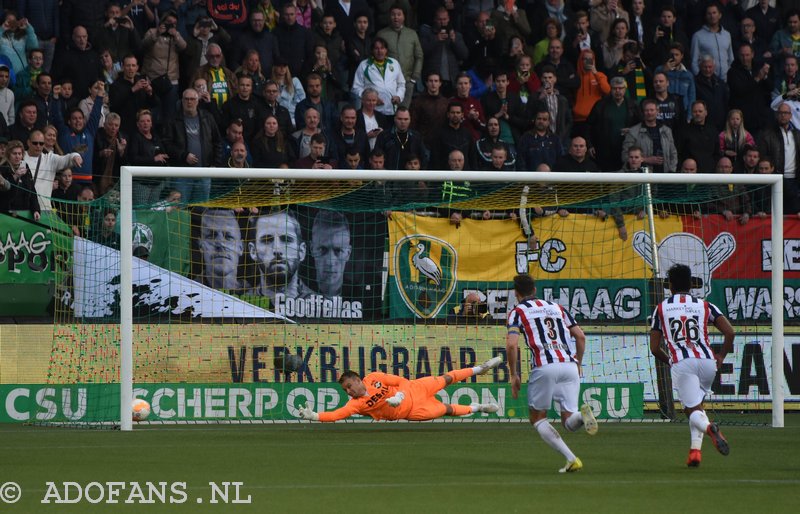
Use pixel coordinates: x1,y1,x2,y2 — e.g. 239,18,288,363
393,235,458,318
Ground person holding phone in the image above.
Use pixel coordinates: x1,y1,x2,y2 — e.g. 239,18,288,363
292,132,335,169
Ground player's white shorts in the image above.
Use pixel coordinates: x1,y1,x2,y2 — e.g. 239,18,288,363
671,358,717,409
527,362,580,413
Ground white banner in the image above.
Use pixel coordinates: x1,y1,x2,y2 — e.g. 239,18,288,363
72,238,288,320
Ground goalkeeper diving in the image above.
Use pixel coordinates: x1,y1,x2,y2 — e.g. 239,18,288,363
297,357,503,422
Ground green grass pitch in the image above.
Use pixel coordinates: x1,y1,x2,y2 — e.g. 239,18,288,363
2,416,798,513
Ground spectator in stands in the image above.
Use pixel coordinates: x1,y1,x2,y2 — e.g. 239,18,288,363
590,0,629,42
650,71,685,130
141,12,187,122
292,108,328,160
14,48,44,104
345,13,373,89
262,80,294,137
24,129,82,211
586,76,640,171
690,3,734,81
490,0,531,54
60,0,108,41
0,12,38,76
574,50,610,137
678,100,719,173
533,20,561,68
613,41,651,103
182,17,232,92
294,132,336,169
435,102,474,170
622,98,678,173
17,0,59,72
733,16,770,64
356,88,390,152
376,5,422,108
465,11,505,70
52,88,104,184
482,69,528,145
53,26,102,107
109,55,159,138
376,106,428,169
760,103,800,215
294,73,337,131
719,109,756,168
0,65,13,128
93,112,127,196
714,156,752,224
194,42,235,110
127,109,168,205
235,50,267,99
309,44,345,103
191,76,223,128
273,3,315,78
752,157,776,218
535,66,573,148
0,140,39,220
92,208,121,250
452,73,486,141
324,0,370,47
313,15,345,89
518,110,563,171
227,141,249,169
738,144,760,174
220,119,248,165
508,54,542,107
94,4,141,63
410,72,450,150
420,8,468,98
536,38,579,102
728,43,771,136
79,80,111,129
647,5,689,69
251,114,296,168
29,73,55,127
352,37,406,117
655,43,695,116
329,105,369,163
556,136,599,172
232,10,279,76
221,74,267,142
475,116,517,171
601,18,630,73
162,88,223,203
695,55,730,132
743,2,777,43
271,57,306,129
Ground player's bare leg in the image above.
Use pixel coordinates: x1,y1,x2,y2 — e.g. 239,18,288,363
529,408,582,473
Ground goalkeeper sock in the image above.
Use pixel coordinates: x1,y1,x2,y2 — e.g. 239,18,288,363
689,410,710,450
450,404,473,416
564,411,584,432
447,368,474,384
534,419,576,462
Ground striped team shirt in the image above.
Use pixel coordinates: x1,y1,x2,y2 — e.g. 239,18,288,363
507,298,579,368
650,294,722,364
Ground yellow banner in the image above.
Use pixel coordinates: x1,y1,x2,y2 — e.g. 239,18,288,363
389,212,685,280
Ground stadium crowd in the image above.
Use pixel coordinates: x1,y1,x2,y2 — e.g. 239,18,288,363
0,0,796,237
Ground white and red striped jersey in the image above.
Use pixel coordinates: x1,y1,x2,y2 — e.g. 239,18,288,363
507,298,579,368
650,294,723,364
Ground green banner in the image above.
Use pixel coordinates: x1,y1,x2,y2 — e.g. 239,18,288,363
0,383,643,423
131,209,191,275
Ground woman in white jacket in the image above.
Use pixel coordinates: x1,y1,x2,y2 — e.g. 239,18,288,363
352,37,405,117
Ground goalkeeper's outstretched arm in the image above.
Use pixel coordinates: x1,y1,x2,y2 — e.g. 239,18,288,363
299,402,361,422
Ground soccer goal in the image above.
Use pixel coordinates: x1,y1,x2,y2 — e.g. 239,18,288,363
40,168,786,430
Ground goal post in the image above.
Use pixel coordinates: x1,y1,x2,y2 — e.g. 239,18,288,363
112,168,783,430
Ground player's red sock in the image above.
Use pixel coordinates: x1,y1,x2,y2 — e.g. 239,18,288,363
446,368,474,383
448,404,472,416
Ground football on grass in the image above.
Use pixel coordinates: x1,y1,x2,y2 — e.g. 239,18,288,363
132,399,151,422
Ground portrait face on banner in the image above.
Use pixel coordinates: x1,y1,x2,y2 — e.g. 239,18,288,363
197,209,246,291
310,211,352,298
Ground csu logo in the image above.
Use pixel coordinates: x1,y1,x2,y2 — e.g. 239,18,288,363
393,235,457,318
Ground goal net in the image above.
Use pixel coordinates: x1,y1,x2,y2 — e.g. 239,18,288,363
30,169,786,429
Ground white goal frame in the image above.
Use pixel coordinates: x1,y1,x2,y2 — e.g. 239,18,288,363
119,167,784,430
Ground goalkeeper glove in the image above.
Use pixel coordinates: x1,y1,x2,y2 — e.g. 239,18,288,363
298,404,319,421
386,391,405,407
